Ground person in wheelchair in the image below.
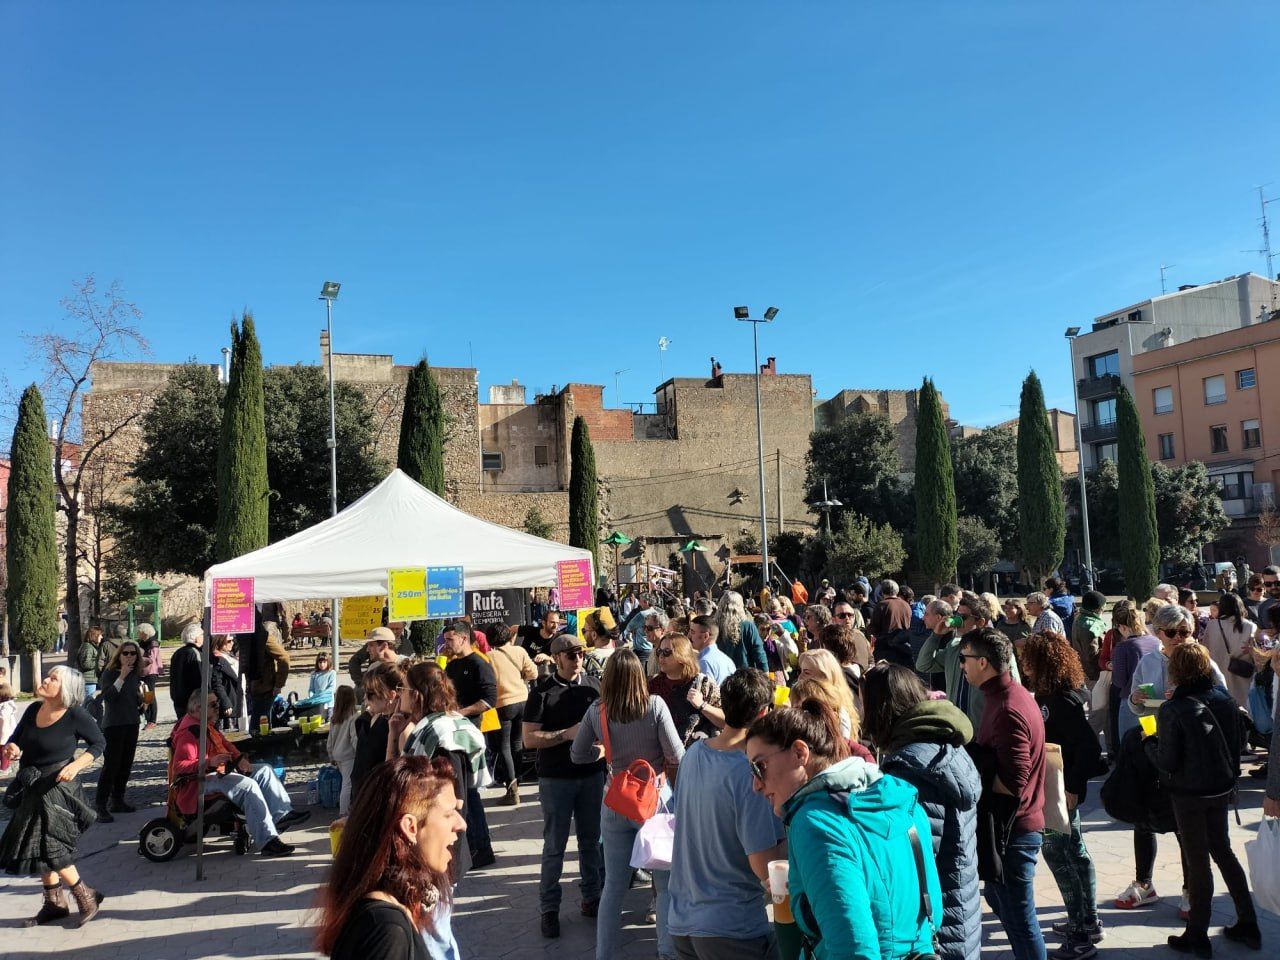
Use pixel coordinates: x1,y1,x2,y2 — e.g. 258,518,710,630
171,691,309,857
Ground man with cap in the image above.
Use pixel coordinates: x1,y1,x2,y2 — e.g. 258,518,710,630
365,626,407,666
817,578,837,607
523,632,606,939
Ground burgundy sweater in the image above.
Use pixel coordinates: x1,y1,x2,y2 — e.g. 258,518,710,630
977,671,1047,833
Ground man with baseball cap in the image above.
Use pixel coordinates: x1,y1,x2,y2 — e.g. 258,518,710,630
365,626,406,665
523,632,606,939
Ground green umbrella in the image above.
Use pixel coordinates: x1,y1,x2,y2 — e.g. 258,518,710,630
604,531,632,595
604,531,633,546
678,539,708,553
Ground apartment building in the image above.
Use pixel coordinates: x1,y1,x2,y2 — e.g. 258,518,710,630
1070,273,1280,470
1131,318,1280,567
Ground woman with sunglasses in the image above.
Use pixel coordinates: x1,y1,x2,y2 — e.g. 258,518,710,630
95,639,146,823
648,633,723,747
746,699,942,960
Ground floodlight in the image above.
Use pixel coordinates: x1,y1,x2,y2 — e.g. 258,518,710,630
763,306,779,321
1064,326,1081,338
320,281,341,300
733,306,750,320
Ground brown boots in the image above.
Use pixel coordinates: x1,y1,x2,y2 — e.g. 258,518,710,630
69,879,103,926
26,882,69,927
501,780,521,807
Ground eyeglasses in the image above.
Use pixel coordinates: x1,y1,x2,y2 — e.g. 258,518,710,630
957,652,984,662
749,747,789,782
657,648,674,658
834,611,856,619
643,624,662,632
120,651,138,657
1265,581,1280,591
1162,628,1194,639
560,650,586,660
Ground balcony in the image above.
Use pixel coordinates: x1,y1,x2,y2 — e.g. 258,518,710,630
1078,373,1121,401
1080,418,1118,444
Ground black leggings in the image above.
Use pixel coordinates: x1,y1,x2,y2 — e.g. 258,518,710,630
1134,826,1185,887
97,723,139,806
485,703,525,787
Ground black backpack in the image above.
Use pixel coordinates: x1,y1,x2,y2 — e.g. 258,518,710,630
1100,727,1176,833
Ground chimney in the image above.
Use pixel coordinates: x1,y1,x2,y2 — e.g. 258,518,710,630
710,356,722,379
760,357,777,376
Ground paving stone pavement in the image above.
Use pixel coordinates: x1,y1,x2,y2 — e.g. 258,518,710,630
4,654,1279,959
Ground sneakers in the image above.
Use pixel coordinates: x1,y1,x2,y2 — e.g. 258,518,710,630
1223,921,1262,950
260,838,295,857
580,898,599,918
1050,940,1098,960
275,809,311,831
1051,920,1104,943
631,868,652,888
540,911,560,938
1114,880,1159,909
1167,931,1212,958
1179,889,1191,922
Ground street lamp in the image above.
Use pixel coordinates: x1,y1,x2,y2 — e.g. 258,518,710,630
735,305,777,591
813,478,842,535
1065,326,1094,591
320,281,341,667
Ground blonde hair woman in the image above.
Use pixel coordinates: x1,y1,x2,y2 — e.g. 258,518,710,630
797,649,859,725
791,676,858,740
715,590,769,672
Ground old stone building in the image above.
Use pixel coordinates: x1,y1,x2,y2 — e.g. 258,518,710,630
812,387,950,473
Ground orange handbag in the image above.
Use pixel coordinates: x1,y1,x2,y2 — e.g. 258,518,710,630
599,704,663,824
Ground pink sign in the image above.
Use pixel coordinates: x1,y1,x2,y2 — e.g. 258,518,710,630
211,578,255,634
556,559,594,610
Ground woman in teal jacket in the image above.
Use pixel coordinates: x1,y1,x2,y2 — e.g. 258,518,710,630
748,698,942,960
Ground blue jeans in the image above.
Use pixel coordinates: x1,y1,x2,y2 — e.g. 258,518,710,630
538,773,605,914
598,803,672,960
84,683,98,702
985,829,1046,960
216,762,293,848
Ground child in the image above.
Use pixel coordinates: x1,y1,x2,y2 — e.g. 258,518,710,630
0,680,17,774
325,685,358,815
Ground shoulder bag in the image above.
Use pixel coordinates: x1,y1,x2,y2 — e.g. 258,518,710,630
599,703,663,824
1220,621,1257,679
1042,743,1071,833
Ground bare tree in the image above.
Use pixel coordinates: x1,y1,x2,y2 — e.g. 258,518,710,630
1257,504,1280,566
26,276,148,657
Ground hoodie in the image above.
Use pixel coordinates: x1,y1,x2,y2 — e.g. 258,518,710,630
782,757,942,960
880,701,982,960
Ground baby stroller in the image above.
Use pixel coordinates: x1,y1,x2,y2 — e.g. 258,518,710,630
137,732,252,862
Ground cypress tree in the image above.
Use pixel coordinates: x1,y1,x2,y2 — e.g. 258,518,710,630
397,360,445,495
569,416,599,570
1016,371,1065,584
5,386,59,656
913,377,957,586
215,314,269,562
1116,385,1159,600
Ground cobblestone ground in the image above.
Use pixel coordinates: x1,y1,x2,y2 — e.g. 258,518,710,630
4,648,1280,959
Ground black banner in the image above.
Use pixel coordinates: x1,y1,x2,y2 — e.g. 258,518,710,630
466,589,527,630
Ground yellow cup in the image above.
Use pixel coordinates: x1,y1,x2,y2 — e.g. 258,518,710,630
436,655,448,669
1138,714,1157,737
773,685,791,707
329,819,345,856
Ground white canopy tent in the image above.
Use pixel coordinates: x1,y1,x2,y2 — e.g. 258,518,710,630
204,467,593,600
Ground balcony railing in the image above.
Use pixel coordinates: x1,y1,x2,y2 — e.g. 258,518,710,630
1078,373,1121,401
1080,418,1118,444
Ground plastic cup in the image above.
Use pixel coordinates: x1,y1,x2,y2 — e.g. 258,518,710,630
1138,683,1155,698
436,655,449,669
1139,714,1157,736
773,686,791,707
768,860,793,923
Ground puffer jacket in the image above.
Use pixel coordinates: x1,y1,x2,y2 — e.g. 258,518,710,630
1155,675,1242,797
782,756,942,960
879,700,981,960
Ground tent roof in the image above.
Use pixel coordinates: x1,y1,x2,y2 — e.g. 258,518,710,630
204,469,592,601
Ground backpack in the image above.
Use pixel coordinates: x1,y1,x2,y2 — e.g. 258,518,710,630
317,765,342,808
1100,727,1176,833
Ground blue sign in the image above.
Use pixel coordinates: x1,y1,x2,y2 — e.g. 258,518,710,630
425,566,465,618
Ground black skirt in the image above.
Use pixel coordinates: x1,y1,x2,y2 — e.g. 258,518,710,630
0,771,96,875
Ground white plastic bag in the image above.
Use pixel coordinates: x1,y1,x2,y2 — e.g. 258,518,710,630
1091,670,1112,714
1245,818,1280,917
629,812,675,871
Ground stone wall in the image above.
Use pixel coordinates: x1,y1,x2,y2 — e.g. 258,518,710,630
814,387,951,473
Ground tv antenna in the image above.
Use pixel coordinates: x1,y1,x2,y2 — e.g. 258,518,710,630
1160,263,1176,295
612,368,629,404
657,337,672,380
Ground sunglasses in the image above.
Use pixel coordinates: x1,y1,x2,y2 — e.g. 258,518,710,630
749,747,788,782
1266,582,1280,590
657,648,674,658
120,651,138,656
643,624,663,632
1162,628,1193,639
560,650,586,660
957,652,984,662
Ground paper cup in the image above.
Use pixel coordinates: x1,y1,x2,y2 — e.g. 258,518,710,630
1138,714,1157,737
773,686,791,707
767,860,789,902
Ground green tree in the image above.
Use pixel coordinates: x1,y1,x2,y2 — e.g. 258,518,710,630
1016,371,1065,582
215,315,269,562
956,515,1000,589
806,412,911,530
1116,386,1159,599
397,360,445,495
569,416,599,570
265,365,386,540
824,513,907,583
953,426,1019,554
5,386,59,659
522,506,555,540
1065,459,1122,565
1152,461,1228,567
769,530,807,578
913,377,957,585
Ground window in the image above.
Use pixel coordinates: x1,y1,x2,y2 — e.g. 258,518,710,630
482,451,503,471
1238,368,1257,390
1243,419,1261,449
1094,442,1117,464
1213,471,1254,501
1158,433,1175,460
1087,351,1120,378
534,444,549,466
1091,397,1117,425
1152,386,1174,415
1210,425,1229,453
1204,374,1226,405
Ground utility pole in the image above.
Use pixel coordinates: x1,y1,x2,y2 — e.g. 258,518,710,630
776,448,783,538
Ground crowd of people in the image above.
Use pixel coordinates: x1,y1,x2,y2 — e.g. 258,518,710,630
4,567,1280,960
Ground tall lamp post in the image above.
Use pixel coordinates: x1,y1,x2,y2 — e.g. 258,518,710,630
320,281,341,666
735,305,778,591
1065,326,1094,591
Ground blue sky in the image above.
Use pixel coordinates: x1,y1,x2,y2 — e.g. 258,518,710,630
3,1,1278,432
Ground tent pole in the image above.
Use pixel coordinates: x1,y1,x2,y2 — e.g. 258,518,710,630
331,598,340,694
195,601,212,881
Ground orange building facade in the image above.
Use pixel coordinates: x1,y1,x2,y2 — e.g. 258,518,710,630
1131,319,1280,567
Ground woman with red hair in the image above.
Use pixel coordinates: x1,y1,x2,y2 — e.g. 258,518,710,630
317,756,466,960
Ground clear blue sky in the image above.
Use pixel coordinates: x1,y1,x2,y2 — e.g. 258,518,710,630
3,1,1278,432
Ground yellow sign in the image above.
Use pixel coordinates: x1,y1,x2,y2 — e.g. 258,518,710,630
340,595,385,640
387,568,428,622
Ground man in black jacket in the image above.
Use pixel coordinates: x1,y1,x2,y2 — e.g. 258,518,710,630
169,623,204,722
